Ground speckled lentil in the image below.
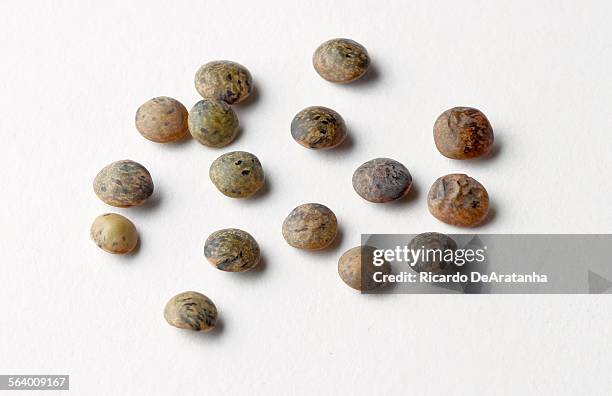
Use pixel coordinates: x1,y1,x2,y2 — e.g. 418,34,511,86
282,203,337,250
427,174,490,227
312,38,370,83
407,232,457,273
352,158,412,203
209,151,264,198
290,106,346,149
338,246,391,291
194,61,252,105
188,99,239,148
135,97,189,143
90,213,138,254
93,160,154,207
163,291,217,333
433,107,494,159
204,228,260,272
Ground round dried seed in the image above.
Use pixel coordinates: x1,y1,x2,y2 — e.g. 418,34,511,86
427,174,489,227
90,213,138,254
209,151,265,198
188,98,239,148
290,106,346,149
204,228,260,272
93,160,154,207
282,203,337,250
312,38,370,83
163,291,217,333
407,232,458,274
433,107,494,159
338,246,391,291
135,96,188,143
194,60,252,104
352,158,412,203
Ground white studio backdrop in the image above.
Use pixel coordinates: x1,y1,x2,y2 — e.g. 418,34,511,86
0,0,611,394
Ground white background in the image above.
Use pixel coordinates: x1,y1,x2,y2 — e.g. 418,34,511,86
1,0,611,394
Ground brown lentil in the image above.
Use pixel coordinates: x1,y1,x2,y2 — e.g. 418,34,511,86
338,246,391,291
135,97,189,143
407,232,457,273
427,174,489,227
433,107,494,159
282,203,337,250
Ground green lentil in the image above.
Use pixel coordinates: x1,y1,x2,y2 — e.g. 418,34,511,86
194,60,252,104
163,291,217,333
209,151,265,198
93,160,154,207
313,38,370,83
282,203,337,250
204,228,260,272
290,106,346,149
188,99,239,148
90,213,138,254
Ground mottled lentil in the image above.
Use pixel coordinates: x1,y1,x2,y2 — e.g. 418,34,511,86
93,160,154,207
209,151,264,198
290,106,346,149
135,97,189,143
338,246,391,291
188,99,239,148
352,158,412,203
194,61,252,105
282,203,337,250
427,174,490,227
163,291,217,333
433,107,494,159
204,228,260,272
313,38,370,83
407,232,457,273
90,213,138,254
